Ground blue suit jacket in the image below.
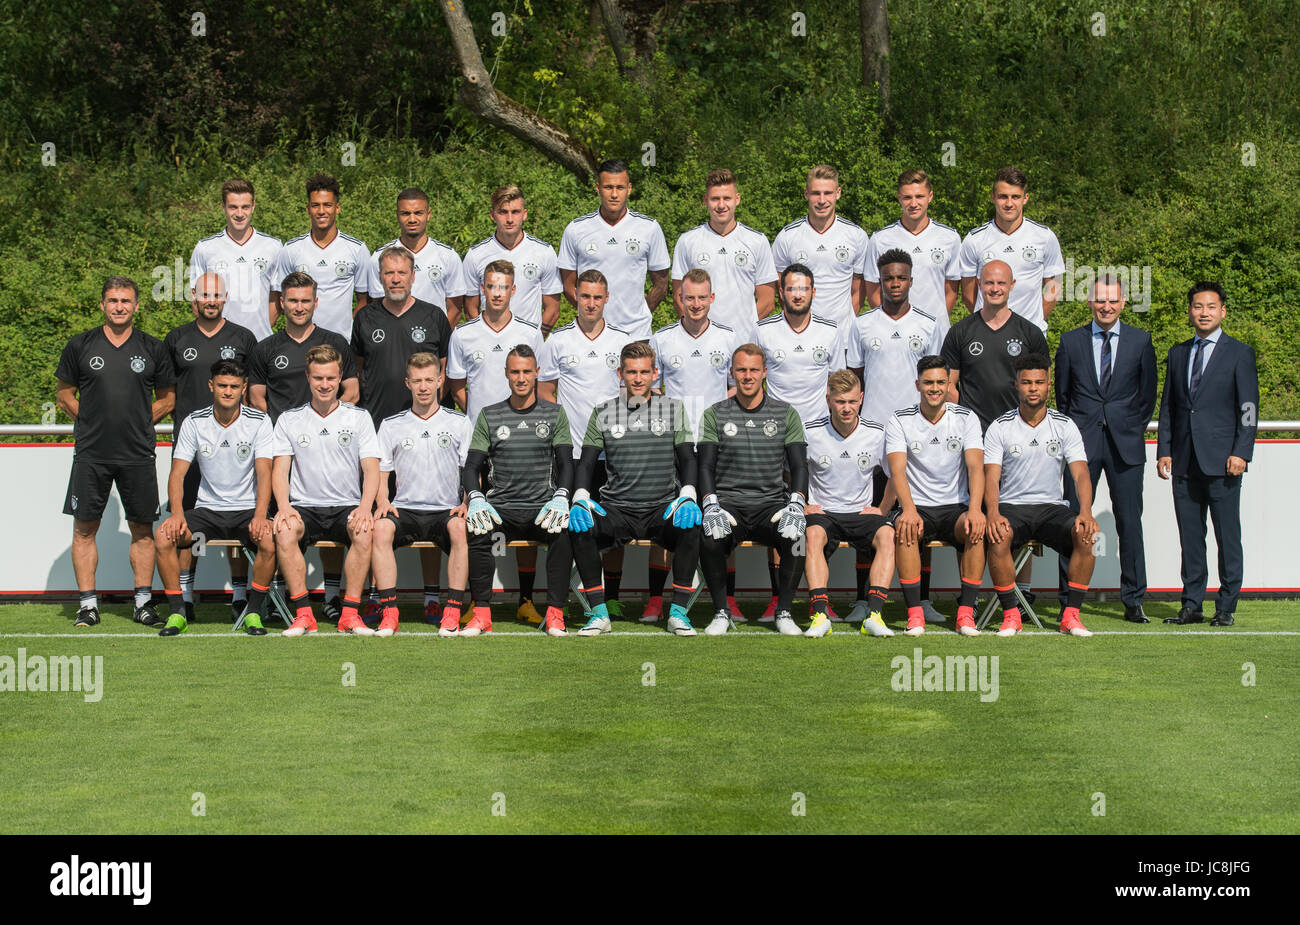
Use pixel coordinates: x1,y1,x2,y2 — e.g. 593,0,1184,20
1157,332,1259,477
1055,322,1157,466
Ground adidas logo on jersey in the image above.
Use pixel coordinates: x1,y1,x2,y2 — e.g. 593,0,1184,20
718,247,728,255
491,344,502,351
794,345,805,352
1030,439,1039,446
745,419,755,427
691,350,702,357
912,246,923,253
517,421,529,429
588,350,599,358
317,259,328,266
891,331,901,339
319,428,329,435
220,440,230,447
840,451,851,458
816,244,827,252
930,436,940,444
235,256,246,263
421,431,431,438
1003,246,1014,253
606,237,618,245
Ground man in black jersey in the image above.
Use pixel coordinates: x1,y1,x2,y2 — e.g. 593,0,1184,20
351,246,454,623
941,260,1049,432
164,272,258,620
56,276,175,628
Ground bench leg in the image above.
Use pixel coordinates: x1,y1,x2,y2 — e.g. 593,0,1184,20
976,545,1041,630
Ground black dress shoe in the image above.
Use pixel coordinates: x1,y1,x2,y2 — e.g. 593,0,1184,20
1124,605,1150,623
1163,607,1204,625
1210,612,1235,626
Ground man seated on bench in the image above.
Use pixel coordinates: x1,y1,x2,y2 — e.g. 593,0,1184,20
984,354,1097,637
886,356,987,638
697,344,808,636
569,342,702,637
371,352,472,638
460,345,574,637
803,370,897,639
155,359,276,636
272,345,382,636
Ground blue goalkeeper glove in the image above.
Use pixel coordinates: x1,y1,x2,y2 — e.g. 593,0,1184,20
568,489,607,533
663,485,702,529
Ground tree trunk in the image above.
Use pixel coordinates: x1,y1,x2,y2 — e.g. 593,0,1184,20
860,0,890,111
440,0,598,182
597,0,634,76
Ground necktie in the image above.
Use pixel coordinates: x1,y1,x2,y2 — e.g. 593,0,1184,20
1099,331,1113,392
1189,338,1206,398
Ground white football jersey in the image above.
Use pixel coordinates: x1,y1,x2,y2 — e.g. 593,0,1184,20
885,403,983,507
189,229,283,341
983,408,1086,506
650,319,738,442
671,222,778,342
805,417,886,513
558,210,670,338
538,321,633,456
958,219,1064,332
173,405,274,511
771,215,870,329
757,313,849,425
274,231,371,340
446,314,544,424
366,237,465,309
863,219,960,337
846,306,945,427
462,233,561,327
272,401,380,508
378,406,473,510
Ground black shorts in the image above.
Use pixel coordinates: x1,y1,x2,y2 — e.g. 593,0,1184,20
707,499,787,551
468,505,566,548
1001,502,1077,557
65,459,159,523
297,505,354,547
386,508,457,552
182,507,257,548
592,502,691,551
806,511,892,555
916,503,968,548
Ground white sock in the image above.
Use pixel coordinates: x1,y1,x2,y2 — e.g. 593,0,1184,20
79,592,97,611
180,568,195,604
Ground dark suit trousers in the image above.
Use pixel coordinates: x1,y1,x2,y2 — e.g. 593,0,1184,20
1058,427,1147,607
1172,445,1244,614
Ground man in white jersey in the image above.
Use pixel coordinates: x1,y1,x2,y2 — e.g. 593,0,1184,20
755,263,846,619
371,353,472,638
803,371,897,639
272,345,382,637
757,264,848,425
539,269,633,619
671,167,778,342
984,354,1097,637
365,187,466,326
188,177,282,340
273,173,370,340
651,269,738,441
446,259,545,424
849,248,946,624
155,359,277,636
959,167,1064,332
863,169,960,332
771,164,869,329
886,356,986,638
558,159,670,339
446,258,544,621
463,184,562,333
646,268,740,622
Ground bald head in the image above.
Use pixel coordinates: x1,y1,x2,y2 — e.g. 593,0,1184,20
191,272,228,321
978,260,1015,313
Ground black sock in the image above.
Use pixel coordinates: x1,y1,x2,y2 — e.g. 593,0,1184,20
920,565,932,601
517,566,536,604
582,583,606,610
768,562,780,597
165,591,185,614
996,585,1019,612
604,570,622,602
379,587,398,613
868,585,889,613
1067,582,1087,610
810,588,829,615
289,591,310,613
900,577,921,609
648,565,669,599
671,582,693,611
424,583,440,604
247,582,269,616
726,567,737,597
959,578,980,610
231,575,248,602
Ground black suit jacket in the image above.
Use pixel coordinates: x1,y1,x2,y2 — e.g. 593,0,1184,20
1055,322,1157,466
1157,332,1259,477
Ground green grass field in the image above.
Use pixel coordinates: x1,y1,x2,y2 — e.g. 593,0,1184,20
1,598,1296,834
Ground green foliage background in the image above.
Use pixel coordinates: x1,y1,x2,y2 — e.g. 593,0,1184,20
2,0,1297,430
